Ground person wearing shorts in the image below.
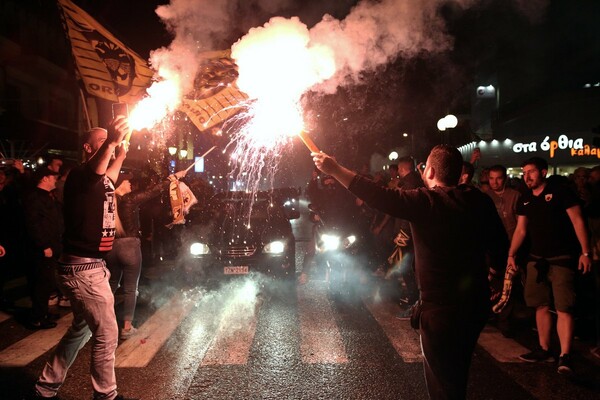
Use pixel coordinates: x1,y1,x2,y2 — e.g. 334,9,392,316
507,157,592,375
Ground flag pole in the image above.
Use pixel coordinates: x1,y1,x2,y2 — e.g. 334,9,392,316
79,88,92,131
184,146,217,173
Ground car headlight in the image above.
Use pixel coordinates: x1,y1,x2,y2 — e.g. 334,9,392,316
321,234,340,251
343,235,357,248
190,242,210,256
264,240,286,254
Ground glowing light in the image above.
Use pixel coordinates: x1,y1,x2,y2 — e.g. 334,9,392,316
321,234,340,251
129,76,182,131
179,149,188,158
388,151,399,161
190,242,210,255
168,147,177,156
264,240,285,254
226,16,336,199
444,114,458,129
437,119,446,131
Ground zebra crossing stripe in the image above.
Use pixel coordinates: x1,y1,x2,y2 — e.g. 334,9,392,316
0,313,74,367
297,281,348,364
200,303,259,366
477,325,529,363
364,299,423,363
115,290,202,368
0,311,11,324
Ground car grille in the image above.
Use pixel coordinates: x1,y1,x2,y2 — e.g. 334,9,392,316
220,246,257,258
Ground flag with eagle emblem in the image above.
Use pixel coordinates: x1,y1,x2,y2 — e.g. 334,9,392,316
179,50,248,131
57,0,154,104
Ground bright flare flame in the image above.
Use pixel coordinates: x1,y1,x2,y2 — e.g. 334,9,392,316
129,76,182,131
227,16,336,197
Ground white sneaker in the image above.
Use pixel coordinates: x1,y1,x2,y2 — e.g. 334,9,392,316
48,294,59,306
58,296,71,308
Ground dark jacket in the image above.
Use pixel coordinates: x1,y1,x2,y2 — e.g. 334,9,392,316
349,175,508,304
23,187,63,257
117,180,170,238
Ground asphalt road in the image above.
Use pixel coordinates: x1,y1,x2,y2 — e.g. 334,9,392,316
0,202,599,400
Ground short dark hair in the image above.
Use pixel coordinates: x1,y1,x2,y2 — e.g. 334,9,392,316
488,164,507,178
389,163,398,171
32,167,59,184
428,145,463,186
521,157,548,172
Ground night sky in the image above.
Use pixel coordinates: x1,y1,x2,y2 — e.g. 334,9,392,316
70,0,599,174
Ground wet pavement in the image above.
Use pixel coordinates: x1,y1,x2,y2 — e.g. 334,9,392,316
0,200,599,399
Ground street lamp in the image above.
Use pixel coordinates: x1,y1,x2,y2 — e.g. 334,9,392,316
179,149,188,158
437,114,458,131
388,151,399,161
168,146,177,156
437,114,458,145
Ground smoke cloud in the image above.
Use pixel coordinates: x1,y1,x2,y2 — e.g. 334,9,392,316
150,0,549,111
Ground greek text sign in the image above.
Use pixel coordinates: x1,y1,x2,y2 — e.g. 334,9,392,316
512,135,598,158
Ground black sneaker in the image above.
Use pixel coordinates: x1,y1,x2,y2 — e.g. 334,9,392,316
557,354,573,375
29,318,58,330
519,347,555,363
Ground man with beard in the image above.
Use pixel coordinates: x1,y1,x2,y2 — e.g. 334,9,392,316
507,157,591,375
312,145,508,399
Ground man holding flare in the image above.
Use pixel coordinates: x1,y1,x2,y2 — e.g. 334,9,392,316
311,145,508,400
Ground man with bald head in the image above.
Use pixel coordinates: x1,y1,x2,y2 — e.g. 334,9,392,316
34,117,135,400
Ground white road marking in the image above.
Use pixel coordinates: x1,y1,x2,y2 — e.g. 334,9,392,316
115,290,202,368
0,310,11,324
364,298,423,363
477,325,529,363
0,313,73,367
200,286,266,366
297,281,348,364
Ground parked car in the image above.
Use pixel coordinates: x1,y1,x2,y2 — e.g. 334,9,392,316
181,191,297,282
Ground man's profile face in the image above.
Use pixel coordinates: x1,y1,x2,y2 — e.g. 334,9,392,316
84,129,108,157
422,155,434,189
488,170,506,192
48,159,62,173
522,164,546,190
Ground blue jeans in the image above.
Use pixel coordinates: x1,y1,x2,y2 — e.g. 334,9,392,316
35,260,119,400
105,237,142,322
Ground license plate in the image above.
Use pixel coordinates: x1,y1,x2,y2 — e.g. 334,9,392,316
224,266,249,275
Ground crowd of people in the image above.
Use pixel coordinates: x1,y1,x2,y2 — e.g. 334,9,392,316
308,146,599,399
0,118,192,400
2,119,600,399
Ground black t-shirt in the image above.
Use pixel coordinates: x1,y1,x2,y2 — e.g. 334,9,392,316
349,175,508,304
516,182,580,258
62,164,117,258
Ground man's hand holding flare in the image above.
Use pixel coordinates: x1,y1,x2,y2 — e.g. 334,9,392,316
298,131,320,153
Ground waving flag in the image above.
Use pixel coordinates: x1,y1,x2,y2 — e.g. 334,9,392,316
180,50,248,131
57,0,153,104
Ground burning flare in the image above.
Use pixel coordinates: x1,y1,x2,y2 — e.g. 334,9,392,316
129,72,182,131
231,16,335,147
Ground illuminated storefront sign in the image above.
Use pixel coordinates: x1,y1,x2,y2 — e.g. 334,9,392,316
512,135,598,158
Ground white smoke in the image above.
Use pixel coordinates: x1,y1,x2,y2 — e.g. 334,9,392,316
150,0,549,107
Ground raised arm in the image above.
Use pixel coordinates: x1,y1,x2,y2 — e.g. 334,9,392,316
311,152,356,188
